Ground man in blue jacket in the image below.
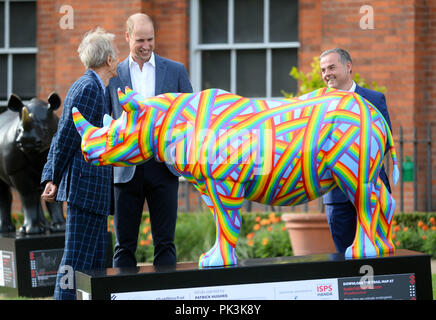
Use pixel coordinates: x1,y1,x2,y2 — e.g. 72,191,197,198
320,48,393,254
41,28,119,299
107,13,193,268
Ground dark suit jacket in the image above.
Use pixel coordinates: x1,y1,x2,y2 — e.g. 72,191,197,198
323,84,392,204
107,53,193,183
41,70,112,215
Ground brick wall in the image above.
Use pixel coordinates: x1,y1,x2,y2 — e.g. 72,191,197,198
11,0,191,214
146,0,191,65
10,0,435,216
299,0,436,212
414,0,436,211
37,0,141,103
36,0,190,104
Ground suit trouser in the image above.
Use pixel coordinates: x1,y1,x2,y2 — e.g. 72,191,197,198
54,204,107,300
112,159,179,268
325,200,357,253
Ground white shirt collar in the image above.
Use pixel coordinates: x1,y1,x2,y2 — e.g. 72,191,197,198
336,80,356,93
129,52,155,69
347,81,357,92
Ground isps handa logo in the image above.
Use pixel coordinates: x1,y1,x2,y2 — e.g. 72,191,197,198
316,283,334,297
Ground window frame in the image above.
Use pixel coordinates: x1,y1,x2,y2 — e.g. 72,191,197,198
189,0,299,98
0,0,38,106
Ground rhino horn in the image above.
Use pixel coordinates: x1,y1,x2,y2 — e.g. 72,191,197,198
103,113,114,127
72,107,98,139
22,107,32,131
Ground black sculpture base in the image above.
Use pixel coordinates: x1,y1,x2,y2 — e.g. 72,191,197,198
0,231,112,298
75,249,433,300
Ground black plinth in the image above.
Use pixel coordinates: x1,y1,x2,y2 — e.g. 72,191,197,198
75,249,433,300
0,232,113,298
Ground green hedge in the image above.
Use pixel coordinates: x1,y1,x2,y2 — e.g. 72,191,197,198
391,212,436,258
11,210,434,262
108,211,292,264
108,211,436,263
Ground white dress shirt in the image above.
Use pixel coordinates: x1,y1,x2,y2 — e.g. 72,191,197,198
129,52,155,98
345,80,356,92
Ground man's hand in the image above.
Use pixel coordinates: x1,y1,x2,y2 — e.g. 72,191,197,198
41,181,58,203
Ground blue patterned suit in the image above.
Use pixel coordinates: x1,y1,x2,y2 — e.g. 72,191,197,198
41,70,112,300
323,84,392,253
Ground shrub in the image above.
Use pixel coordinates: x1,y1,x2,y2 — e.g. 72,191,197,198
174,212,216,262
108,211,436,262
121,211,292,263
236,212,292,259
392,212,436,258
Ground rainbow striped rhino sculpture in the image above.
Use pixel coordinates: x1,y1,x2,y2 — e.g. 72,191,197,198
72,86,399,267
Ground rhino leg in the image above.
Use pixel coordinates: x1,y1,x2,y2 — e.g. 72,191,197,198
18,195,46,235
198,180,245,267
45,201,66,232
374,178,396,253
345,176,396,258
9,173,46,234
0,181,15,233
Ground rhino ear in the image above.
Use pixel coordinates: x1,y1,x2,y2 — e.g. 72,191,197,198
48,92,61,111
103,113,114,127
7,94,24,112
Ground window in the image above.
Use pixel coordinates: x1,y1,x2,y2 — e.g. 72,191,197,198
190,0,299,98
0,0,37,106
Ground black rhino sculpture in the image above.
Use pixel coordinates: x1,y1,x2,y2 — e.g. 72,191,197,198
0,93,66,234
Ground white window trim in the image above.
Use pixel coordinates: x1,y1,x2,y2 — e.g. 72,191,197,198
189,0,299,98
1,0,38,106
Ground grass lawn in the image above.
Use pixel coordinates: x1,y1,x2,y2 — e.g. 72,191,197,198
433,274,436,299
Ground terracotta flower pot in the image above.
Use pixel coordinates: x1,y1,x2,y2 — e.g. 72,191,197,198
281,213,336,256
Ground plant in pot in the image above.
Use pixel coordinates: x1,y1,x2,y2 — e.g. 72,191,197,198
280,56,386,256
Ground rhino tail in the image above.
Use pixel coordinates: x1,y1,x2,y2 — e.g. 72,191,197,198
384,120,399,185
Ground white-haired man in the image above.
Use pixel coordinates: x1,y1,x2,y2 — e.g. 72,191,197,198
41,27,119,300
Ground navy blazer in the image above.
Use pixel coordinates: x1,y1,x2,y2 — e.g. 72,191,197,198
107,53,193,184
41,70,112,215
323,84,392,204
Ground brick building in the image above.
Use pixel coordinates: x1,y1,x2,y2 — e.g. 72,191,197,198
1,0,435,213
